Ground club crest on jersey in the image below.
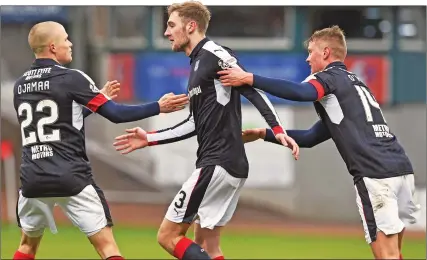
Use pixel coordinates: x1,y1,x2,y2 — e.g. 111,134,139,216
218,57,237,70
90,84,100,93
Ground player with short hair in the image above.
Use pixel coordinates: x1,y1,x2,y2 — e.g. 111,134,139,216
113,1,299,259
13,21,188,260
218,25,419,260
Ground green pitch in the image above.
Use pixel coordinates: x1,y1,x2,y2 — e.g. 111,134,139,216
2,224,425,259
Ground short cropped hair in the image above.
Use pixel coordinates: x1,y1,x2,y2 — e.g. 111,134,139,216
167,1,211,33
304,25,347,60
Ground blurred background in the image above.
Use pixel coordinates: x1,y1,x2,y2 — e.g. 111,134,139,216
1,5,426,259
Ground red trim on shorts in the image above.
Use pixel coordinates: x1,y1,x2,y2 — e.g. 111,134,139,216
272,126,284,135
87,93,108,112
308,79,325,100
174,237,193,259
214,256,225,260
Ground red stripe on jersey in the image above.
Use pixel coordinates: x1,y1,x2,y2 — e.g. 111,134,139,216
148,140,158,146
308,79,325,100
87,93,108,112
147,130,158,146
272,126,284,135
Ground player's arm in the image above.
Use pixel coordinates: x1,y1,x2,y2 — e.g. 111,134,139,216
264,120,331,148
146,112,196,146
212,48,285,135
113,113,196,154
83,107,92,118
213,50,299,158
218,68,334,102
83,80,121,118
251,75,320,101
237,86,285,135
67,71,188,123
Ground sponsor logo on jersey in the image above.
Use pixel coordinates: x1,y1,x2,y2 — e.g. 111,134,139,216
31,144,54,160
189,86,202,98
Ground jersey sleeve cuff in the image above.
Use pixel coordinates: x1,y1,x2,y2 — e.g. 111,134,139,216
146,130,156,146
147,132,158,146
272,126,284,135
264,128,278,143
308,79,325,100
86,93,109,112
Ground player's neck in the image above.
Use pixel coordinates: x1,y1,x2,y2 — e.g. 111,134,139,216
34,53,60,64
185,34,206,56
327,59,343,66
321,59,343,71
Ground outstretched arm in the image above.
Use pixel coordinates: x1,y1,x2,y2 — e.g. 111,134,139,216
113,113,196,154
218,67,326,101
251,75,320,101
264,120,331,148
66,70,188,123
237,86,299,159
146,113,196,146
209,46,298,158
237,86,285,135
96,100,162,123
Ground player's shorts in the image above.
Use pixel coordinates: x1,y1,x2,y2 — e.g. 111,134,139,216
16,184,113,237
165,165,245,229
354,174,420,244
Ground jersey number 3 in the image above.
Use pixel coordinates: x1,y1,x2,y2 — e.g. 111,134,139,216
18,100,60,146
354,85,386,123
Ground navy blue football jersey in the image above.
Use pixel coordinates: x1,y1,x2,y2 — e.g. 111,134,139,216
14,58,109,197
306,61,413,182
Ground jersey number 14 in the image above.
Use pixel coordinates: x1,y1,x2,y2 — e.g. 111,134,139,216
18,99,60,146
354,85,386,123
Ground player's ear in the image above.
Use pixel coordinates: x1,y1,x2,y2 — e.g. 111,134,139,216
187,21,197,34
323,46,331,59
49,42,56,54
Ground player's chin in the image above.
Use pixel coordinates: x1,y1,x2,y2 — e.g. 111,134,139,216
171,45,180,52
172,43,185,52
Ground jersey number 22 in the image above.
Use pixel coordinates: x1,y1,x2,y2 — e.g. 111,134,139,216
18,99,60,146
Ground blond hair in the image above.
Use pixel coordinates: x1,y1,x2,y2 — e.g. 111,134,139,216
167,1,211,33
28,21,62,54
304,25,347,60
